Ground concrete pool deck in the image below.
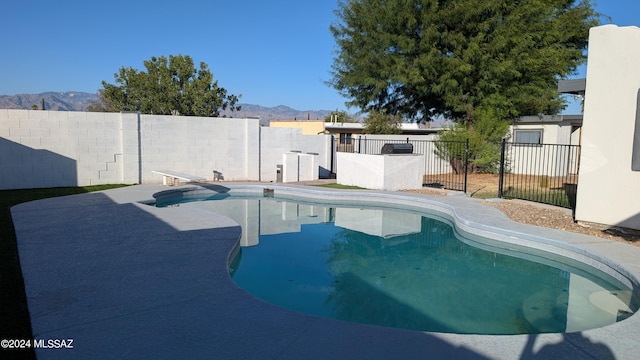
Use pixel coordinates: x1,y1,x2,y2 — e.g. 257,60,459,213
11,184,640,359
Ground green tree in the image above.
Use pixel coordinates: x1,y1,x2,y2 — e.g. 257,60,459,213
86,89,112,112
363,111,402,134
435,106,510,173
325,109,358,123
97,55,241,116
330,0,600,124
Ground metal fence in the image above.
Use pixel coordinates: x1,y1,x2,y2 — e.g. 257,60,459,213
498,140,580,209
420,140,468,192
332,136,469,192
332,135,581,209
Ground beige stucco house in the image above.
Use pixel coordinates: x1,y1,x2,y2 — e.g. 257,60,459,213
268,120,326,135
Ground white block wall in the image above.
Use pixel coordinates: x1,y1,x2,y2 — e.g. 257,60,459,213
0,109,122,188
138,114,260,183
0,110,327,190
260,127,332,182
120,112,141,184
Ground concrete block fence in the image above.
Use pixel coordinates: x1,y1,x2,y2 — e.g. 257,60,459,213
0,109,331,190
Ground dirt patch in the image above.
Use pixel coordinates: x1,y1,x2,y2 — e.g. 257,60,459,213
421,173,503,197
422,173,577,199
465,173,501,197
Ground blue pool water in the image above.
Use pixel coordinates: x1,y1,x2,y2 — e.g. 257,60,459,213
158,193,638,335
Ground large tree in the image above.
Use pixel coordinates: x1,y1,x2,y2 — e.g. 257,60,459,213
363,111,402,134
94,55,241,117
330,0,600,124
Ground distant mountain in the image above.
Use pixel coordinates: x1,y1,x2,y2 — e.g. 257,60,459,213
220,104,332,125
0,92,97,111
0,92,334,125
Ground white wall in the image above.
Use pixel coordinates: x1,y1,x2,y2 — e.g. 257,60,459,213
576,25,640,230
337,152,423,191
138,114,260,183
259,127,331,182
0,110,325,189
0,109,122,188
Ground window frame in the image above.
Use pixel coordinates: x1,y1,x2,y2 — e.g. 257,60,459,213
339,132,352,145
513,129,543,145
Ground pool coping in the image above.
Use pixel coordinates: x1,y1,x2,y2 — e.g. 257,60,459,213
11,183,640,359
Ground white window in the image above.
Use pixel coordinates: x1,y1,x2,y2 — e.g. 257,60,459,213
514,129,543,145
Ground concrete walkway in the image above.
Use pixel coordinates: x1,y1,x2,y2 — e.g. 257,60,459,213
11,184,640,359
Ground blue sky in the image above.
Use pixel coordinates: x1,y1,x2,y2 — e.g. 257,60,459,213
1,1,638,114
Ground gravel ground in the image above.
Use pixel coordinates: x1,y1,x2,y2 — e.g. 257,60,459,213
486,200,640,245
403,187,640,246
305,177,640,246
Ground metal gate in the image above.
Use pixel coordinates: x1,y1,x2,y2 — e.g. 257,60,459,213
332,136,580,209
498,139,580,209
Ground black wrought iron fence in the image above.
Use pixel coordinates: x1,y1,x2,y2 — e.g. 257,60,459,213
332,136,469,192
423,139,468,192
332,135,581,210
498,139,580,209
353,137,408,154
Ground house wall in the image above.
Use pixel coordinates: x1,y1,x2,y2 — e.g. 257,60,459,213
576,25,640,230
0,109,327,189
509,121,580,146
507,123,580,176
269,120,325,135
510,123,558,145
324,122,365,137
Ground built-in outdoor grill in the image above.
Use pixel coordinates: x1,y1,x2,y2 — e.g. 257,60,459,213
380,143,413,154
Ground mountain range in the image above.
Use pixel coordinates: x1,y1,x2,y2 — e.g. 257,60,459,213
0,92,97,112
0,92,335,125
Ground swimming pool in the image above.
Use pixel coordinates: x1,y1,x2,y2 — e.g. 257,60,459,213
155,186,639,335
